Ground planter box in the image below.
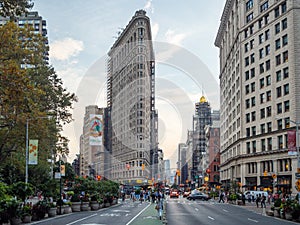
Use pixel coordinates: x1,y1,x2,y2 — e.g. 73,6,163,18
81,202,91,211
266,210,274,216
90,201,99,210
71,202,81,212
22,215,32,223
48,207,57,217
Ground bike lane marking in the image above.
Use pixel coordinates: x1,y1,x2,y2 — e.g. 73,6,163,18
66,213,98,225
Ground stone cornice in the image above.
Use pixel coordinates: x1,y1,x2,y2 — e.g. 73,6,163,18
214,0,234,48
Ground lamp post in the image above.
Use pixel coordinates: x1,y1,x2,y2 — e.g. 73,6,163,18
25,116,52,184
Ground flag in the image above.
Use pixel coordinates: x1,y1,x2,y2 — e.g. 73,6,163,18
28,139,38,165
60,165,65,176
288,130,297,156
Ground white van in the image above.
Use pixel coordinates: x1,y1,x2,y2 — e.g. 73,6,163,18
244,190,268,199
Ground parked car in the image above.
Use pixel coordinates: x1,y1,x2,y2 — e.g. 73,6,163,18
187,192,210,201
170,190,179,198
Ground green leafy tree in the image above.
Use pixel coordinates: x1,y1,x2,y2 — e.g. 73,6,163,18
0,20,77,186
0,0,33,20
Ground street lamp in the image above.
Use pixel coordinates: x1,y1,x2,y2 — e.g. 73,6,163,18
25,116,52,184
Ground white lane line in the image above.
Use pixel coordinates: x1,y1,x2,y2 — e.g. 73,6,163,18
248,218,258,223
126,203,151,225
223,209,229,212
208,216,215,220
195,208,199,211
66,214,98,225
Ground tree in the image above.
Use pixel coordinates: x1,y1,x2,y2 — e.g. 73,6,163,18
0,20,77,185
0,0,33,20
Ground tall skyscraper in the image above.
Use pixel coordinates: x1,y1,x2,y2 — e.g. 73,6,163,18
107,10,157,185
192,95,212,186
215,0,298,194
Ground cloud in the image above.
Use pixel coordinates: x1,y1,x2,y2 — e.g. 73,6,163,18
144,0,154,13
165,29,187,46
49,37,84,61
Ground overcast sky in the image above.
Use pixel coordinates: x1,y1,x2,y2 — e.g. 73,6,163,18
32,0,226,168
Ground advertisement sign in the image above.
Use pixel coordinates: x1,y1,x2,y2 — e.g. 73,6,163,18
89,114,103,146
288,130,297,155
28,139,38,165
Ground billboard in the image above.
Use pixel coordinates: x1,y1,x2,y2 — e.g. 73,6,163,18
28,139,38,165
89,114,103,146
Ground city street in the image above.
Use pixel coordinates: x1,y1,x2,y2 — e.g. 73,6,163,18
28,200,152,225
166,197,298,225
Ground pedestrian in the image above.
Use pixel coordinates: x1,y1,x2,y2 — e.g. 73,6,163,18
256,194,261,208
219,191,225,203
261,193,266,208
155,198,163,220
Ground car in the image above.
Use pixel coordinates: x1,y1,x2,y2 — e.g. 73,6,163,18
170,190,179,198
183,191,190,197
187,192,210,201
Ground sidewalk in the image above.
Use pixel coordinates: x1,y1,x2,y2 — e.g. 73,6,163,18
128,202,165,225
238,201,272,215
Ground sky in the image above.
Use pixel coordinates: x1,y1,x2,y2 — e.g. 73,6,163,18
32,0,226,168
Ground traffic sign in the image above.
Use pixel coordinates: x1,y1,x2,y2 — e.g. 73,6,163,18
296,173,300,179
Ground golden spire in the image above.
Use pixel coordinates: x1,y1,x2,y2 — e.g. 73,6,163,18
200,95,207,103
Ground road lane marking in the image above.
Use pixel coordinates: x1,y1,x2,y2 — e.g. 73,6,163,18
223,209,229,212
126,203,151,225
208,216,215,220
195,208,199,211
248,218,258,223
66,214,98,225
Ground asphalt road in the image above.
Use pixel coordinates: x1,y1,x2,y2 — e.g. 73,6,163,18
29,200,149,225
166,197,298,225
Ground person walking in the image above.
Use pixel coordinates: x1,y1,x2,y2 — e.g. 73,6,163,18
155,198,163,220
261,193,266,208
256,194,261,208
219,191,225,203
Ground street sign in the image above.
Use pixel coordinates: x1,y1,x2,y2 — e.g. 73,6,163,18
296,173,300,179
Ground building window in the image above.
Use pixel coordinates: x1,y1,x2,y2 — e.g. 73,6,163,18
258,18,263,29
265,45,270,55
275,23,280,34
278,135,283,149
246,84,250,94
274,6,280,18
275,39,281,50
261,124,266,134
265,29,270,40
266,90,271,101
260,78,265,88
260,63,264,73
282,18,287,30
283,51,288,63
277,103,282,114
251,82,255,92
250,39,254,49
252,141,256,153
246,142,251,154
283,67,289,78
267,137,272,150
282,34,288,46
276,86,282,98
283,83,289,95
266,75,271,85
260,108,265,119
245,71,250,80
276,54,281,66
245,43,249,53
264,14,269,25
246,99,250,108
251,97,255,106
259,33,264,44
261,139,266,151
285,117,290,128
245,57,249,66
260,93,265,103
284,100,290,112
251,68,255,78
260,1,269,12
246,0,254,11
259,48,264,58
246,127,250,137
266,106,272,117
266,60,271,71
246,113,250,123
250,53,255,63
246,13,254,23
282,2,287,14
276,70,281,82
251,111,256,121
